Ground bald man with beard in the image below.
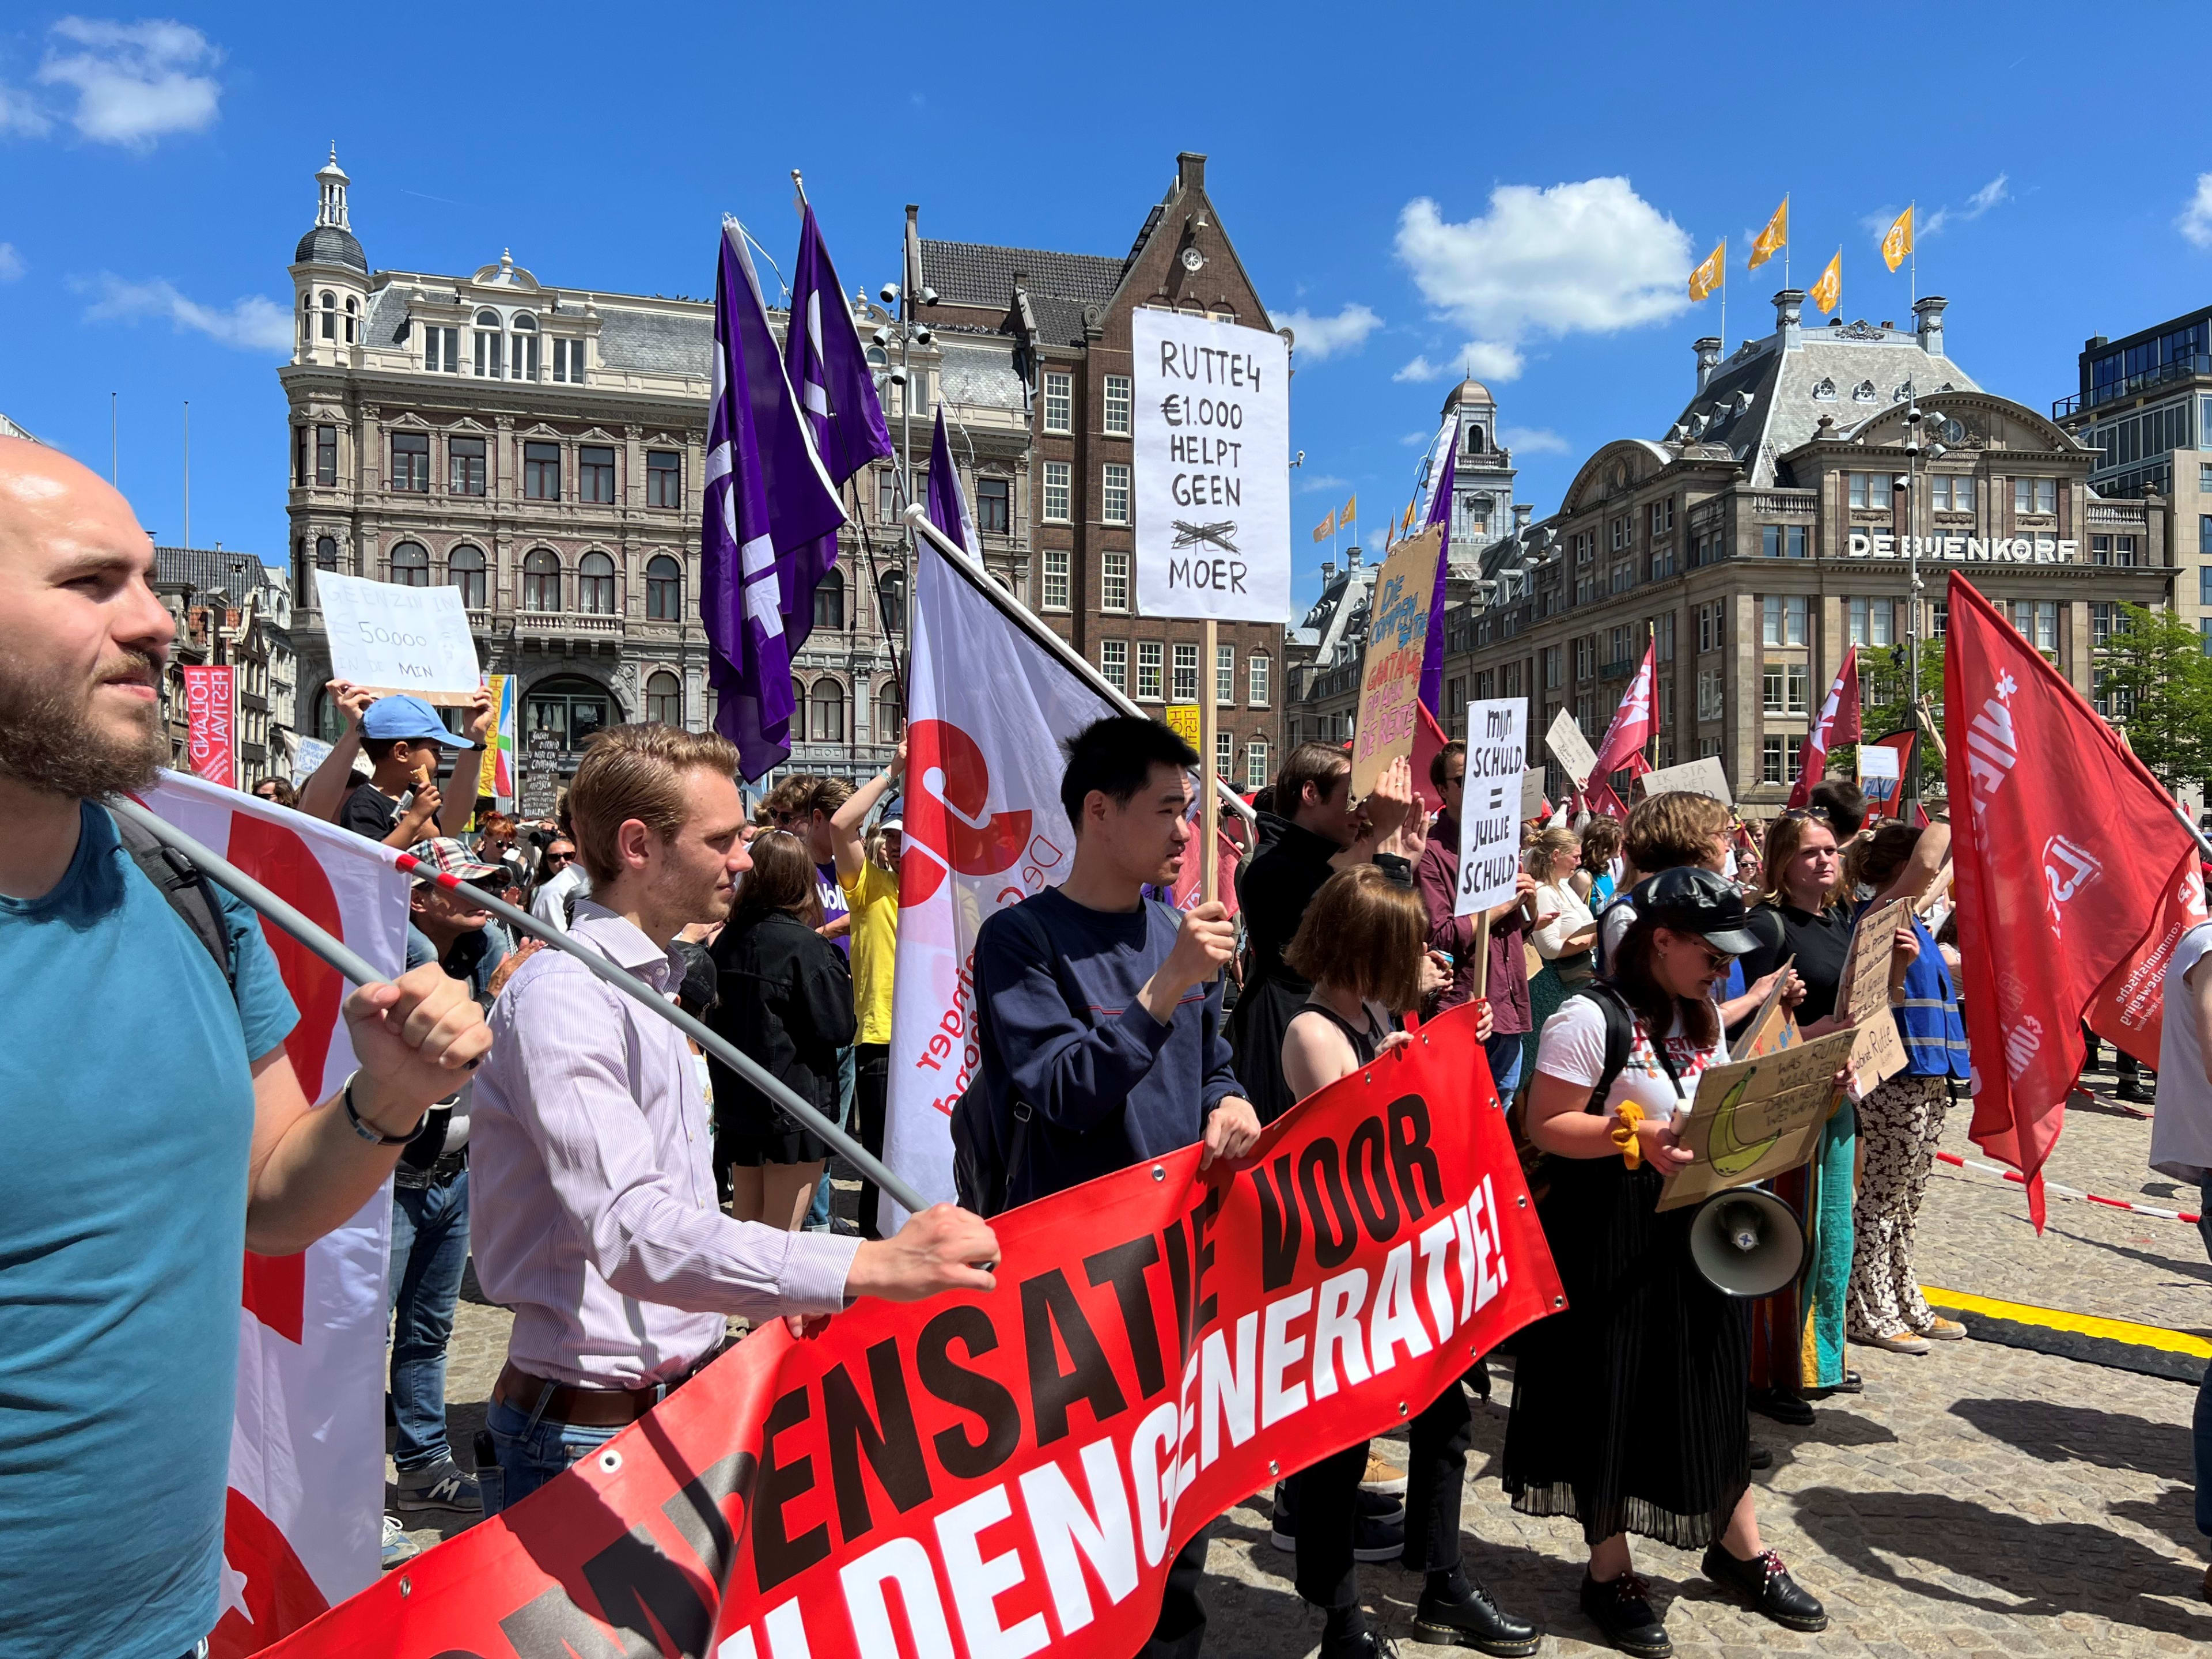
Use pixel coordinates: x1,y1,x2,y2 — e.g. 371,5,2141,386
0,438,494,1659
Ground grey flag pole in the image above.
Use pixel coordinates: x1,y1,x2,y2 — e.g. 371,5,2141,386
109,791,931,1217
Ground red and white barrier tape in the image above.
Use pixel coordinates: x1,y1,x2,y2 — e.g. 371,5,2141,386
1933,1150,2202,1226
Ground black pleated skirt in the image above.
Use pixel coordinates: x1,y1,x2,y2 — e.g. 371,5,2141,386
1501,1154,1751,1548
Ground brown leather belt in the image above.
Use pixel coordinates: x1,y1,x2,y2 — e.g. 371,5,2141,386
493,1347,722,1428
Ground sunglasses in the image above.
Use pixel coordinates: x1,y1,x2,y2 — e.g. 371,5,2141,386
543,850,574,866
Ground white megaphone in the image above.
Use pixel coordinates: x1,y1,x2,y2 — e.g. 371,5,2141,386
1688,1187,1804,1298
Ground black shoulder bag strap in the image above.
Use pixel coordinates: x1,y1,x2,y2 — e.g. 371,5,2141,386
108,806,237,996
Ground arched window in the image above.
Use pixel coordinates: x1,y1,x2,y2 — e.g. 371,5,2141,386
647,671,683,726
320,291,336,340
876,679,903,741
809,678,846,744
511,313,539,381
389,541,429,586
522,548,561,612
448,543,487,609
578,551,616,615
1466,423,1485,454
646,554,682,620
525,675,614,748
876,567,906,634
344,295,357,344
474,309,503,379
812,566,844,631
314,535,338,570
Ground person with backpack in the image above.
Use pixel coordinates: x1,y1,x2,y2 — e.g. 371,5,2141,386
0,434,495,1659
1503,867,1832,1657
1273,866,1535,1659
972,715,1260,1659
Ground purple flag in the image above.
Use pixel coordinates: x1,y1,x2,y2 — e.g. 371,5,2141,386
1416,412,1459,716
924,408,980,556
787,204,893,485
702,222,846,779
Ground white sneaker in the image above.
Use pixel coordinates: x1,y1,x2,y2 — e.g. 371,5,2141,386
381,1514,420,1570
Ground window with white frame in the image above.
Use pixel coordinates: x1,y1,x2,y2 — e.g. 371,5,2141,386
1042,461,1070,522
1248,652,1271,706
1101,551,1130,612
1931,475,1975,512
2034,601,2057,651
1172,643,1199,702
1611,515,1632,552
1100,639,1128,694
1043,372,1073,434
1103,463,1131,524
1103,375,1131,435
1762,734,1791,783
1698,669,1724,721
2013,476,2057,516
1787,661,1809,713
1041,549,1070,610
451,435,488,497
1762,594,1807,646
473,310,503,378
1656,611,1676,662
552,337,586,385
510,315,540,381
1217,730,1234,775
1245,738,1270,790
1216,643,1234,706
424,325,459,373
1137,641,1163,700
1650,498,1675,534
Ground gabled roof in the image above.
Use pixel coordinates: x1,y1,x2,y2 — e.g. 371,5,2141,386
153,546,283,597
921,240,1123,307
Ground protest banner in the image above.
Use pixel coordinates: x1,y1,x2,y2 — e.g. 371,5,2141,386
1640,755,1731,804
1520,768,1548,820
1836,896,1911,1090
1162,702,1201,751
262,1004,1560,1659
1733,955,1797,1060
1857,739,1900,815
1543,706,1597,790
1454,699,1527,918
1656,1026,1859,1212
182,664,237,789
1348,528,1443,804
317,570,482,704
478,673,517,805
1130,309,1290,624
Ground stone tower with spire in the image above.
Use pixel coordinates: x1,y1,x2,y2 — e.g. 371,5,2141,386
289,146,369,368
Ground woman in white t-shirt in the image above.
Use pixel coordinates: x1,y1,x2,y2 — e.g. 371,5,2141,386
1521,827,1598,1086
1502,867,1830,1656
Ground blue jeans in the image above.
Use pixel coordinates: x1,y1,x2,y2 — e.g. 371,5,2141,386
808,1044,857,1229
2198,1179,2212,1538
1484,1028,1525,1099
388,1165,468,1472
482,1392,618,1517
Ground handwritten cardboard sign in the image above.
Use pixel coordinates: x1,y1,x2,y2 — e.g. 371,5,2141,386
1454,698,1528,917
1348,528,1444,803
317,570,481,703
1837,896,1911,1089
1656,1025,1859,1211
1641,755,1732,805
1545,706,1599,789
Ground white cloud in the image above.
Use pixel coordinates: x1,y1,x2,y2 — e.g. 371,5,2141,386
1393,354,1443,383
1276,302,1382,363
38,17,221,148
1394,179,1693,382
1964,174,2009,218
2180,174,2212,249
80,274,291,350
0,80,52,135
1499,424,1569,455
1364,526,1391,553
1400,430,1430,446
1295,472,1349,495
0,244,22,281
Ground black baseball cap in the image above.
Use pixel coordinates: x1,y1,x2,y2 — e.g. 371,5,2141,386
1630,866,1760,956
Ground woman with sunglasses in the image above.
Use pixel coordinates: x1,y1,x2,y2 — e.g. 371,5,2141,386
1505,867,1827,1656
252,778,296,808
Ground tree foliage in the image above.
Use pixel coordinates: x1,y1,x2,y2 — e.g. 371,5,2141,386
2097,602,2212,793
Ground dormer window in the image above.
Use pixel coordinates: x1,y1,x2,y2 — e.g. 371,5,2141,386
552,337,586,384
320,291,336,340
473,310,503,378
511,313,539,381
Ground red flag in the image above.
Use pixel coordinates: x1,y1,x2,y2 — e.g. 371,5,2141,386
1944,574,2205,1228
1584,778,1628,820
1786,651,1860,808
1588,641,1655,778
1411,700,1449,821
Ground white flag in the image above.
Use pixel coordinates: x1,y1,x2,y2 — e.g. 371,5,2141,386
142,772,407,1655
881,547,1116,1227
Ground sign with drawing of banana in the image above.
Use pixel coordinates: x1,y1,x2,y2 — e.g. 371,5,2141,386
1655,1026,1860,1212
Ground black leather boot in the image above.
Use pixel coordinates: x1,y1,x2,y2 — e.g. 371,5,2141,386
1578,1570,1670,1657
1700,1543,1828,1631
1412,1570,1540,1656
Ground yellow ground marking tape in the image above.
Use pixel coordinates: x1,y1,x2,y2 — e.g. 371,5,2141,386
1922,1285,2212,1360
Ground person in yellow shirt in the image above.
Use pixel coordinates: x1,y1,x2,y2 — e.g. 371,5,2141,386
831,741,904,1238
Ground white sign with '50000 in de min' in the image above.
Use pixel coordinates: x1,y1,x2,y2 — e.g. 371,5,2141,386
317,570,482,700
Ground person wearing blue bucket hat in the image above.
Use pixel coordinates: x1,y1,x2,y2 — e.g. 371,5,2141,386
321,684,494,850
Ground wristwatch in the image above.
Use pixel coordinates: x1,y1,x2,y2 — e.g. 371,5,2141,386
343,1073,433,1146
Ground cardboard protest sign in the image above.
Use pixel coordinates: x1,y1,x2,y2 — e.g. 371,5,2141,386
1349,528,1444,803
1656,1025,1859,1211
1641,755,1732,804
258,1005,1560,1659
1733,955,1797,1060
1454,699,1528,918
1521,768,1548,820
289,736,333,786
1837,896,1911,1089
1544,706,1599,789
1131,309,1290,623
317,570,481,703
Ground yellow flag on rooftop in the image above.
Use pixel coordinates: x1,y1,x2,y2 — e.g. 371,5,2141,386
1688,241,1725,303
1748,198,1787,271
1312,511,1335,543
1809,249,1842,315
1881,204,1914,272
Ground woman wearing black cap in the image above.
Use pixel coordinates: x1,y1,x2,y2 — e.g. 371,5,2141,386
1503,867,1827,1657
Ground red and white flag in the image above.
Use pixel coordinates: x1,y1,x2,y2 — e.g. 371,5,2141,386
881,547,1117,1226
141,771,408,1654
1786,651,1861,808
1588,642,1655,783
1944,576,2205,1228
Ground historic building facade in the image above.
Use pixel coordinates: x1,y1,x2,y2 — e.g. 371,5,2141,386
151,546,297,790
1435,292,2170,812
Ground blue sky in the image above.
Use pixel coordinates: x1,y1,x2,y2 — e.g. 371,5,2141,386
3,2,2209,616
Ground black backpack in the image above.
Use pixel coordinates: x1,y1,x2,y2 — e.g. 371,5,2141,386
950,1075,1030,1220
1567,979,1641,1115
109,807,239,1000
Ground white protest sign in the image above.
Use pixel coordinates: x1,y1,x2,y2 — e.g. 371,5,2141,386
1545,705,1599,787
290,736,333,785
1455,698,1528,918
1131,308,1290,622
317,570,481,702
1521,767,1548,820
1642,755,1733,804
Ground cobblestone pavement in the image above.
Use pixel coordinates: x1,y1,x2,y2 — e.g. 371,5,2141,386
397,1097,2212,1656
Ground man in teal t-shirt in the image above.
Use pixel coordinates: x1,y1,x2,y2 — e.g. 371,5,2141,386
0,435,496,1659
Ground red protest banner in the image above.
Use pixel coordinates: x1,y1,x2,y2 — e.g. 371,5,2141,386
182,664,237,789
263,1003,1559,1659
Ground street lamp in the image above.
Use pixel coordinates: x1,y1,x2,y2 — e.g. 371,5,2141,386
1892,387,1926,812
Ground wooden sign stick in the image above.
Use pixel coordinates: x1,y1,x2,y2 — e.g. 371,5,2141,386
1200,619,1220,905
1472,908,1492,1002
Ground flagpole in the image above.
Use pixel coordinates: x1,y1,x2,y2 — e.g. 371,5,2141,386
1783,195,1790,289
902,503,1256,832
1718,236,1725,351
1200,619,1220,903
1909,202,1916,306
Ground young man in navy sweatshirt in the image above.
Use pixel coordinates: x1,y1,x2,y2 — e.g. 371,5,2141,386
973,715,1260,1659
